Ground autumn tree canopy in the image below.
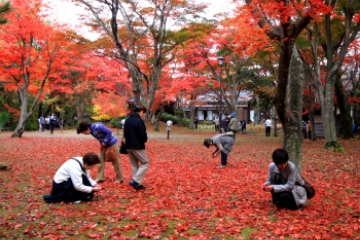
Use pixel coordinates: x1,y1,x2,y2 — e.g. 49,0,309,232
0,0,73,137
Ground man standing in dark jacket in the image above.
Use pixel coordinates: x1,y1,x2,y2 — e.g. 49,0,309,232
123,105,149,190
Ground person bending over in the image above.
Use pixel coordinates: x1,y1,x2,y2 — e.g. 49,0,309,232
262,148,307,210
44,152,102,203
203,132,235,168
77,122,124,183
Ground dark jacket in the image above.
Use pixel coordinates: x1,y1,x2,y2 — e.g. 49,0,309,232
124,113,147,149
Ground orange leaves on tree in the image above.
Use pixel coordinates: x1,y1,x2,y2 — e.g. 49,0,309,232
0,0,72,95
92,92,129,120
347,97,360,104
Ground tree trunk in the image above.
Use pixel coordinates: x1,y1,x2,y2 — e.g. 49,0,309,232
334,72,354,139
308,85,317,141
154,106,164,132
322,78,339,149
75,95,85,124
283,45,304,172
272,105,278,137
189,105,196,129
11,90,31,137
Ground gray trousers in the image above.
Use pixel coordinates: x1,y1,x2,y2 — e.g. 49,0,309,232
127,149,149,185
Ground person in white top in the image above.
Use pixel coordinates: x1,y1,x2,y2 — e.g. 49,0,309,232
265,118,272,137
121,118,126,129
43,152,102,203
213,117,219,132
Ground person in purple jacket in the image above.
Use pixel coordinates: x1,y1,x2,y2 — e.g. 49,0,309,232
77,122,124,183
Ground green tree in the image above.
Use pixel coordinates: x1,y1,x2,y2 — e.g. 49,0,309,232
0,2,10,25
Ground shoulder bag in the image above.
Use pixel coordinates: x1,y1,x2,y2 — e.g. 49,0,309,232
105,145,117,162
296,178,316,199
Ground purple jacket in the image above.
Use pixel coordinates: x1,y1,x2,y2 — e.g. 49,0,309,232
90,122,118,147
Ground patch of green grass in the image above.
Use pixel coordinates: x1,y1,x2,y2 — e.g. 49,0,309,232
267,212,277,222
147,196,158,201
240,226,258,240
346,188,356,194
161,219,185,237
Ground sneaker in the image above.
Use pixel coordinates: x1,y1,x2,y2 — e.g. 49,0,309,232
138,185,146,190
73,200,81,204
218,165,227,168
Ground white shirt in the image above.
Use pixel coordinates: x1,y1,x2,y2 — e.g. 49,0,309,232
53,157,96,193
265,119,272,127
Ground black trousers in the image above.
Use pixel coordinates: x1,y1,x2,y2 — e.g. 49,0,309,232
271,191,298,210
221,151,228,166
49,123,55,134
44,176,93,203
265,127,271,136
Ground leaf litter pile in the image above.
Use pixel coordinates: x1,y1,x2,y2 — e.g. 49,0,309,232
0,129,359,239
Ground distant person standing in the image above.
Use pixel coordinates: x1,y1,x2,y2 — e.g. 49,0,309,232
228,113,239,135
123,106,149,190
73,116,78,126
121,118,126,129
307,120,312,140
194,117,199,129
221,113,230,133
241,120,247,134
302,120,307,139
213,117,219,132
49,113,56,134
45,116,50,130
39,114,45,134
265,117,272,137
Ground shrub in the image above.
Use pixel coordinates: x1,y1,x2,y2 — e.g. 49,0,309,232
110,116,127,128
174,109,185,118
202,120,214,125
25,113,39,131
180,118,190,128
160,113,179,124
0,112,10,131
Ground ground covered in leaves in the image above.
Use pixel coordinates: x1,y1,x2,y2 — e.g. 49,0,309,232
0,124,359,239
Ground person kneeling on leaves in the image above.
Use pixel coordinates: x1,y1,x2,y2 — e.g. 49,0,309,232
43,152,102,204
261,148,307,210
203,131,235,168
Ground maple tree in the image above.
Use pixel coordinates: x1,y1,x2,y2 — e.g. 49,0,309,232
73,0,208,116
237,0,332,169
0,0,73,137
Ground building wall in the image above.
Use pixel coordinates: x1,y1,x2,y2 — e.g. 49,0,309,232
194,104,251,122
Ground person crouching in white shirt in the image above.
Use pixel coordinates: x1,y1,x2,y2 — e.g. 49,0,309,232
44,152,102,204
